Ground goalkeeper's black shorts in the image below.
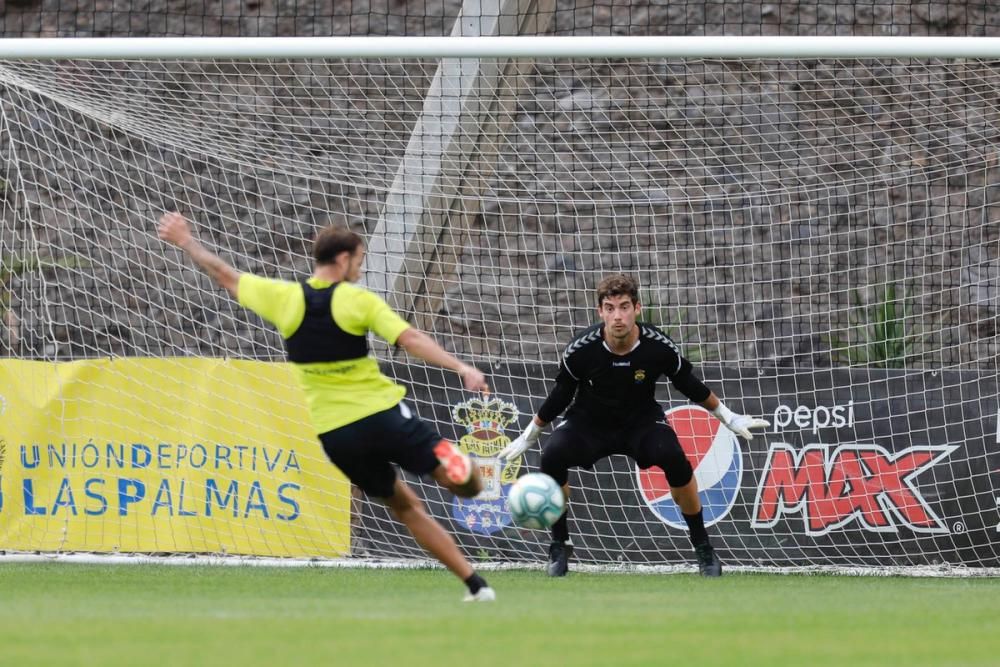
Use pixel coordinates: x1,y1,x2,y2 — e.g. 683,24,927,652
540,417,693,488
318,401,443,498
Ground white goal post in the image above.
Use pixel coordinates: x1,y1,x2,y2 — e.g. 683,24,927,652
3,35,1000,59
1,35,999,574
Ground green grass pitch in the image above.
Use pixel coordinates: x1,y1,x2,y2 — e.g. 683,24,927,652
0,563,997,666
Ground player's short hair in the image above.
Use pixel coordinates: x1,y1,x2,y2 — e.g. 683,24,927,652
313,226,364,265
596,274,639,307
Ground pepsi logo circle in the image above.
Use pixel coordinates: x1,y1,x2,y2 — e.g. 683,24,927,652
635,406,743,530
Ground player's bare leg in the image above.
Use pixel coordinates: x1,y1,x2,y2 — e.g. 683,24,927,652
670,479,722,577
669,478,701,513
383,479,471,577
382,479,495,601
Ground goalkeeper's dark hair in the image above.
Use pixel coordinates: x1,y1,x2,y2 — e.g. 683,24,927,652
313,225,364,265
596,274,639,306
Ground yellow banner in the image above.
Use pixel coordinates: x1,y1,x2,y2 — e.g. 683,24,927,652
0,359,350,557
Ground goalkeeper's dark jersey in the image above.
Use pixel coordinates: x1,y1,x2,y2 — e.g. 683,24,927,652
537,322,710,429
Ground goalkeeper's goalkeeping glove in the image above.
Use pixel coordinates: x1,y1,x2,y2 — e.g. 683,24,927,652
498,420,543,461
711,404,770,440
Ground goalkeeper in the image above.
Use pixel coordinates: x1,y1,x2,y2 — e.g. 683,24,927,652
499,274,768,577
157,212,496,602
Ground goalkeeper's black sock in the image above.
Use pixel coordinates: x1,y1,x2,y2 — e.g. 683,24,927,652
550,509,570,543
683,509,709,547
464,572,488,595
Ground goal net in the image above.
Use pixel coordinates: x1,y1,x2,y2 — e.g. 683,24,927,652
1,37,998,571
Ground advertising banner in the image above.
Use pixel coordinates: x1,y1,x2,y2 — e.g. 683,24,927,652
7,357,996,567
375,363,1000,568
0,359,350,557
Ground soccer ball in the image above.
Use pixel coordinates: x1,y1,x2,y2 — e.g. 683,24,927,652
507,473,565,530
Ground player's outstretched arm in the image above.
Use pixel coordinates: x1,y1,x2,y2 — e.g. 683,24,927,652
157,211,240,298
700,392,770,440
498,415,546,461
395,328,488,393
498,362,577,461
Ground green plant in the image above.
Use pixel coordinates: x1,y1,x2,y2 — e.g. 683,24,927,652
824,283,923,368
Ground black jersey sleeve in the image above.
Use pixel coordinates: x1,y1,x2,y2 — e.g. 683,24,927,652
642,324,712,403
537,360,578,423
669,357,711,403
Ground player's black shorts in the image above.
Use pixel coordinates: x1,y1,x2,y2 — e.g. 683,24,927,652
318,402,443,498
539,417,693,488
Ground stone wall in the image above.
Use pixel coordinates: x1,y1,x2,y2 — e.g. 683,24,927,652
1,1,997,369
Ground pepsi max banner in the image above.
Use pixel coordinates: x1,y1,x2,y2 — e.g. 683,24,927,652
377,363,1000,568
0,359,351,557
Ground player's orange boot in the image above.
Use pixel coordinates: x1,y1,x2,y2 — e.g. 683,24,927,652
434,439,472,485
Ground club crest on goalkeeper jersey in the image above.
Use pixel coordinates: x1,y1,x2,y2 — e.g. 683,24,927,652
237,274,411,434
557,322,687,428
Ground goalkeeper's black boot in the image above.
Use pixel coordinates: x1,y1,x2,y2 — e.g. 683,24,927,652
547,541,573,577
694,542,723,577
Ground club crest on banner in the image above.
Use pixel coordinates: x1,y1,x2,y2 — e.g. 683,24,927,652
450,397,519,535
